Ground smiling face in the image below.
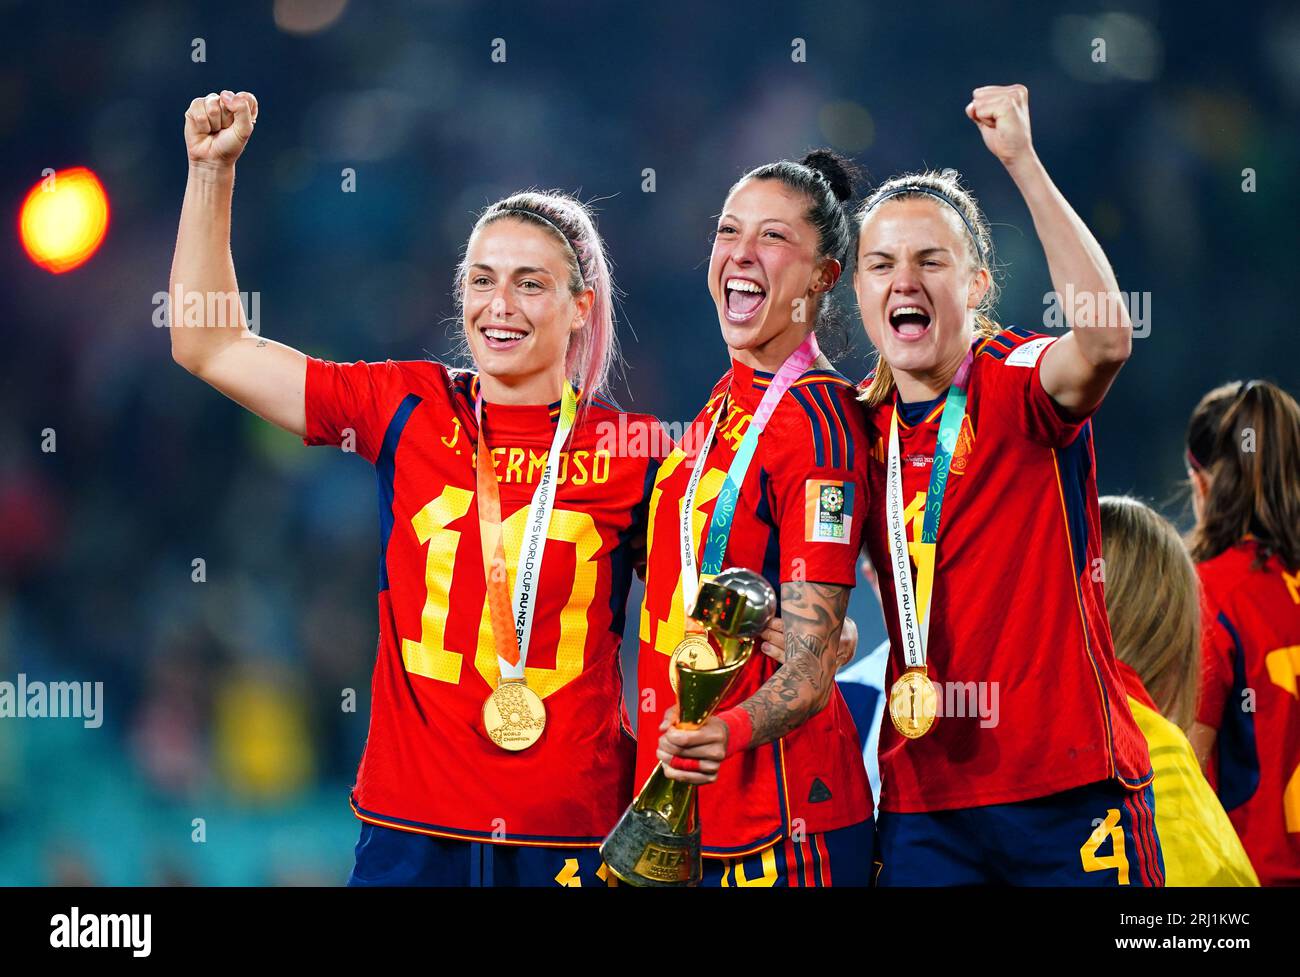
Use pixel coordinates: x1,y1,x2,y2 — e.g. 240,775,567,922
709,178,837,370
462,218,592,402
854,197,990,395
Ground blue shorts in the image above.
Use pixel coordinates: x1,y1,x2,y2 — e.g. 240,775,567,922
701,820,875,887
875,780,1165,886
347,822,615,887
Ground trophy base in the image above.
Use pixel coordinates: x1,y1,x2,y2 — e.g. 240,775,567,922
600,808,702,887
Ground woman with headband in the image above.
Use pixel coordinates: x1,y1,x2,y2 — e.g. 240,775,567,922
169,90,667,886
1186,380,1300,885
641,151,875,886
854,85,1162,884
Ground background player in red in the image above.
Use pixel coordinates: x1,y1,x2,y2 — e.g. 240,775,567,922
1186,380,1300,885
641,152,874,886
168,90,665,886
855,85,1162,884
1099,496,1257,886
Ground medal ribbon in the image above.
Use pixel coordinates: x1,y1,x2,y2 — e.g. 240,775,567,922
679,333,820,621
475,381,578,683
884,349,973,670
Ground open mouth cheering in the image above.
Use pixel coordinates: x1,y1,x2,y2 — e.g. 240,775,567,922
724,277,767,323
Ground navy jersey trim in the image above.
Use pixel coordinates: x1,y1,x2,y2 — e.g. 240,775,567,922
1214,611,1261,812
790,388,827,466
896,393,944,427
701,822,786,857
818,385,856,469
1054,423,1094,580
351,795,605,847
751,367,855,390
1051,429,1123,784
755,469,784,591
375,393,424,592
605,454,660,634
808,383,845,469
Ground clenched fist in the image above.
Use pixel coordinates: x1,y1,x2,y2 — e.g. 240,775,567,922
965,84,1034,169
184,90,258,169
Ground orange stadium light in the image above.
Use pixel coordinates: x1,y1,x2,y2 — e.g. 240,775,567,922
18,166,110,274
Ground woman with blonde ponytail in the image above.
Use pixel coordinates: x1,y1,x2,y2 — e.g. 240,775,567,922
853,84,1161,886
169,90,669,886
1186,380,1300,886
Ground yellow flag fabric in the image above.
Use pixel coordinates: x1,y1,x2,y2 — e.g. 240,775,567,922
1128,696,1259,887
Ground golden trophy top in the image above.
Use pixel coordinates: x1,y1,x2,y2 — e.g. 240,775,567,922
692,567,777,642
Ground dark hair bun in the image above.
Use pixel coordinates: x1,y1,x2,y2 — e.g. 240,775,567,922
801,149,858,203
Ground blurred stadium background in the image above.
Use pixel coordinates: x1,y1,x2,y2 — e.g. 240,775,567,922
1,0,1297,884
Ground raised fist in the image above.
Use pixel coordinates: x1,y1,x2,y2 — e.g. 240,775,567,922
184,91,258,169
965,84,1034,168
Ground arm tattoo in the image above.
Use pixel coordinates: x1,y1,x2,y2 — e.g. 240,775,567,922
739,581,849,748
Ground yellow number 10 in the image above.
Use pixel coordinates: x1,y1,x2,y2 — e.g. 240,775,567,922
640,462,726,658
400,485,600,699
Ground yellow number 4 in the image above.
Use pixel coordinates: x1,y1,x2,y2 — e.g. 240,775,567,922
1080,808,1130,885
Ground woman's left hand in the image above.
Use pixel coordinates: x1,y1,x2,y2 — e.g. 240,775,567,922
761,614,859,670
758,617,786,663
966,84,1035,169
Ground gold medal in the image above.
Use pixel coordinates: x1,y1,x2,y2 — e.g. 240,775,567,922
889,668,938,739
669,633,720,693
483,680,547,751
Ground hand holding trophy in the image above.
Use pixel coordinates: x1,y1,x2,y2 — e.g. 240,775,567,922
600,567,776,885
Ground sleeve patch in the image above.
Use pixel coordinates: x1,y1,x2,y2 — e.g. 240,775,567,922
1004,335,1054,368
805,479,853,544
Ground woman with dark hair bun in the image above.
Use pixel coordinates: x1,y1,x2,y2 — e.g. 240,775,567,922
637,150,876,885
1186,379,1300,886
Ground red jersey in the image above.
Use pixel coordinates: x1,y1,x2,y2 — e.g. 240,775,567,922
862,327,1152,813
303,357,666,845
1197,539,1300,885
637,358,873,856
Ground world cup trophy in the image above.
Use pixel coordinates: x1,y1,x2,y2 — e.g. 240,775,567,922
600,567,777,886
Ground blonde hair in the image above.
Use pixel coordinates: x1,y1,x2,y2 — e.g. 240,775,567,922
855,169,1000,407
1098,496,1202,731
455,189,621,400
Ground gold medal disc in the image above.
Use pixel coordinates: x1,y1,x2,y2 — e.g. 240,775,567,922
483,680,547,751
888,669,938,739
669,633,720,693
